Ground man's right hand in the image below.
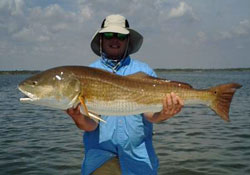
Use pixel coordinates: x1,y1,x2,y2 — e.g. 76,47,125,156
66,104,98,131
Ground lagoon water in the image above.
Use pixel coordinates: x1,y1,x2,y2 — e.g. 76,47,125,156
0,70,249,175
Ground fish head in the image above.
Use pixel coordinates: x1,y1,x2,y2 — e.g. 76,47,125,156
18,68,81,110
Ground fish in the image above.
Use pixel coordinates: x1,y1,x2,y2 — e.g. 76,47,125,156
18,66,242,122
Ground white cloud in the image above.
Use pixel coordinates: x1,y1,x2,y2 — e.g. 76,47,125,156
0,0,249,70
0,0,24,15
219,31,232,39
12,0,25,15
197,31,207,42
4,1,89,43
12,24,50,42
80,6,92,20
234,19,250,36
0,0,96,70
219,19,250,39
0,0,25,34
168,2,198,20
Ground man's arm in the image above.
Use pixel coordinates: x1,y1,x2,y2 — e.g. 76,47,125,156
144,92,184,123
66,104,98,131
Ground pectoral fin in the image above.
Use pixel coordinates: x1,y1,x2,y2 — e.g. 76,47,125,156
89,111,106,123
78,96,106,123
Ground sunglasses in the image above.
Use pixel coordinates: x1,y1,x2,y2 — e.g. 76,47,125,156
103,32,128,41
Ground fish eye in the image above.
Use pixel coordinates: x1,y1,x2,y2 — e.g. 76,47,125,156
32,81,38,86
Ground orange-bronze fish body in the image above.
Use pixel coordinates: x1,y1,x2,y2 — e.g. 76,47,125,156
18,66,242,122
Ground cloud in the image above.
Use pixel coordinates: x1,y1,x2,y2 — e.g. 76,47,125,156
0,0,24,15
168,2,198,21
219,19,250,39
197,31,207,42
0,0,97,70
12,24,50,42
234,19,250,36
0,0,25,34
80,5,92,20
0,0,92,42
0,0,249,70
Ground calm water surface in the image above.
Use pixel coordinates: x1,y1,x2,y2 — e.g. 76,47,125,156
0,71,249,175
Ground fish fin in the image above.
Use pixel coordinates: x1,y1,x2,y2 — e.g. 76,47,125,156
126,72,193,88
126,72,167,81
89,111,106,123
78,96,106,123
126,72,153,79
209,83,242,122
167,81,193,89
126,72,177,81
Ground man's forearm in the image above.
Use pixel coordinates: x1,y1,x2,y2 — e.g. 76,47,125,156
70,114,98,131
144,112,170,123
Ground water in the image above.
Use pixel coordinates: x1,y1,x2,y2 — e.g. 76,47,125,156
0,71,249,175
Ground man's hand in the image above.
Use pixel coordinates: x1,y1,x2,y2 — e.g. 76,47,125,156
159,92,183,119
144,92,184,123
66,104,83,119
66,104,98,131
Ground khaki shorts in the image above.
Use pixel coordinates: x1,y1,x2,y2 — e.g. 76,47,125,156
91,157,121,175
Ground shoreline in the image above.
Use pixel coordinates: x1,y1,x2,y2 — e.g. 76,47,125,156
0,68,250,75
154,68,250,73
0,70,40,75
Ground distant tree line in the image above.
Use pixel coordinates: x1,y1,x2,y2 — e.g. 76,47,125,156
0,70,40,75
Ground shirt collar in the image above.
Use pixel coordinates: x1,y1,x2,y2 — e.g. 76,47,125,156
101,54,131,73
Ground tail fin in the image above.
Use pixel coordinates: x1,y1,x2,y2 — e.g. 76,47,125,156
209,83,242,122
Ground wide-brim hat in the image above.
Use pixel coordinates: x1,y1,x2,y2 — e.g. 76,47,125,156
91,14,143,56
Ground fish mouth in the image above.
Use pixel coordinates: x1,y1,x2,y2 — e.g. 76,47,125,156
18,86,39,102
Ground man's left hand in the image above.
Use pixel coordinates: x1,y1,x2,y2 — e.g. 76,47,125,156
144,92,184,123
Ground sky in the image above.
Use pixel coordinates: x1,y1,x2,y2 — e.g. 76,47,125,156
0,0,250,70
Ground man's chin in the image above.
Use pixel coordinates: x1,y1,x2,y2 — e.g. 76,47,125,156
106,54,123,60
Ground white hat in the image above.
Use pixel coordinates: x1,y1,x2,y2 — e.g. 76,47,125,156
91,14,143,56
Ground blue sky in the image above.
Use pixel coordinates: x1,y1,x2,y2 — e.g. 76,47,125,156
0,0,249,70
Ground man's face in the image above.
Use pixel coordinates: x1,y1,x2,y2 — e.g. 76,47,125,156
102,33,128,60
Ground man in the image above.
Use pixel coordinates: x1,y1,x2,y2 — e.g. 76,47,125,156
67,14,183,175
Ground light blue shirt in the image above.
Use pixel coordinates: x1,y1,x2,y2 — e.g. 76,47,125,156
81,56,159,175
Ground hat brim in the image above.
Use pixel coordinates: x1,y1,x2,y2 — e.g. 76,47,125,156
99,26,129,34
91,28,143,56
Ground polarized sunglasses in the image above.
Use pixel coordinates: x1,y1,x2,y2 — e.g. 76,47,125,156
103,32,128,41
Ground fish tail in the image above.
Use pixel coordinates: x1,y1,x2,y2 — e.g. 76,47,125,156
209,83,242,122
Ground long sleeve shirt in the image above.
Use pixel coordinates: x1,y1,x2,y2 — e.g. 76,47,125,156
81,56,159,175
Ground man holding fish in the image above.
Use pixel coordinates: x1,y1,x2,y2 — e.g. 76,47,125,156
18,13,241,174
67,14,183,175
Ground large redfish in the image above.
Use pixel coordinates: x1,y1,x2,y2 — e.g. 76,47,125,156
18,66,242,122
